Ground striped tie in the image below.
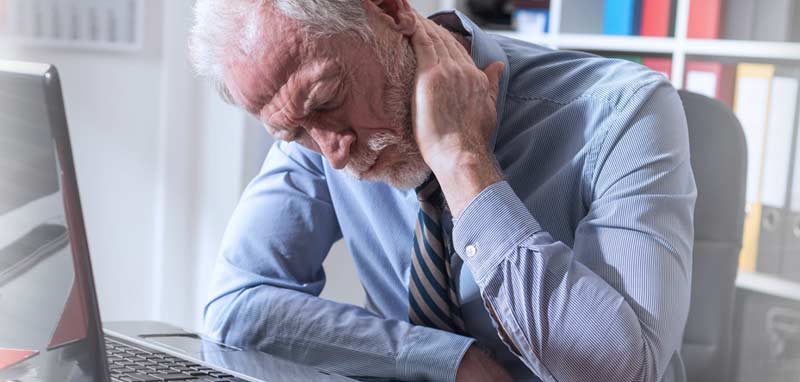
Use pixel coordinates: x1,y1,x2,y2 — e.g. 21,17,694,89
408,176,466,333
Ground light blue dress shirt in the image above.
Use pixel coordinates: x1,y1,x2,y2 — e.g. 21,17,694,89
203,10,696,382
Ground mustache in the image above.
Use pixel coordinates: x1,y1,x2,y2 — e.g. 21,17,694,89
367,131,402,151
344,131,401,177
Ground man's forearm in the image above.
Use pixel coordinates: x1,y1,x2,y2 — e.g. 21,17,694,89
204,284,475,382
451,181,692,382
436,151,503,219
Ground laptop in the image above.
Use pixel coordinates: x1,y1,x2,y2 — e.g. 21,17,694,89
0,60,356,382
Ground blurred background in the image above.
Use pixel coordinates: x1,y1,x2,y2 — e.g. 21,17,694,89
0,0,799,380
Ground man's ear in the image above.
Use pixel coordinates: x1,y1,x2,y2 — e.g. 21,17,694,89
365,0,416,36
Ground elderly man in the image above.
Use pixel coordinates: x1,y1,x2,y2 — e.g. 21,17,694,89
189,0,696,381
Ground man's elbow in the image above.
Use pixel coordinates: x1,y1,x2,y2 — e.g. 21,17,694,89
547,327,674,382
614,330,678,382
202,284,288,351
202,289,251,345
577,313,682,382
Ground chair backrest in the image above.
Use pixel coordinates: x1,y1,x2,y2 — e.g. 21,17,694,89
679,90,747,382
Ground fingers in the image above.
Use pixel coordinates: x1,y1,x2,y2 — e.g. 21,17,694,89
413,15,504,103
430,21,472,63
412,16,476,69
411,16,438,70
429,21,458,59
424,19,453,61
483,61,505,101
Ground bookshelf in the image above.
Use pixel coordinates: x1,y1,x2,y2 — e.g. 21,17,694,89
441,0,800,90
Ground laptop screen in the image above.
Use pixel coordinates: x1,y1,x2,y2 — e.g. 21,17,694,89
0,62,108,382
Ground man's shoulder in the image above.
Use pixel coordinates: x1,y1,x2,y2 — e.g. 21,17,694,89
495,35,668,110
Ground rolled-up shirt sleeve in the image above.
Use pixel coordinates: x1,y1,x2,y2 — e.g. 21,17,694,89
204,140,474,381
452,83,696,382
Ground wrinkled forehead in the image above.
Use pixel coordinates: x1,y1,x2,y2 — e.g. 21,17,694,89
222,9,308,114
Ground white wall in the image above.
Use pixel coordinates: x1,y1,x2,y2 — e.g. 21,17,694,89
1,0,444,331
1,0,166,324
0,0,222,329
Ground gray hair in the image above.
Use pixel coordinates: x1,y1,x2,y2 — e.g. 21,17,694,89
189,0,372,104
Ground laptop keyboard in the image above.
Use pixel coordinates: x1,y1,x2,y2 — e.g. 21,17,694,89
105,337,246,382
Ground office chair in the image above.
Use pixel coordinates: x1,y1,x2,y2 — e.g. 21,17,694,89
678,90,747,382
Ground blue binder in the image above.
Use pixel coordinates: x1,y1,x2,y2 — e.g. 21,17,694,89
603,0,642,35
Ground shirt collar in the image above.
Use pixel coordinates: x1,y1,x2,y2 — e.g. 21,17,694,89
428,10,510,151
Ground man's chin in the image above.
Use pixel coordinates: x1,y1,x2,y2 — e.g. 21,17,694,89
347,160,431,190
385,171,432,190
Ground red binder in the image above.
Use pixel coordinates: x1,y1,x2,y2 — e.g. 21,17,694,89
641,0,672,37
643,57,672,79
687,0,723,38
684,61,737,107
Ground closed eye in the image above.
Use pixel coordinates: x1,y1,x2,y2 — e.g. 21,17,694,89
313,99,339,113
308,80,344,114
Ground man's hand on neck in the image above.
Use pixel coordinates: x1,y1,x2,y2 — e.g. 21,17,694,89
410,15,504,218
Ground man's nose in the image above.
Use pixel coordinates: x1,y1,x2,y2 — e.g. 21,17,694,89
307,128,355,169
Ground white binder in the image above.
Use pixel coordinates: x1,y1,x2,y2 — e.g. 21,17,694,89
733,64,775,206
762,74,800,208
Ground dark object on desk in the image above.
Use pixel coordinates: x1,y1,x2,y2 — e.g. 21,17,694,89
733,288,800,381
679,90,747,382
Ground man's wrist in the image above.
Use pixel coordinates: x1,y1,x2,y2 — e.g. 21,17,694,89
433,151,503,218
455,345,513,382
452,180,543,280
396,326,475,382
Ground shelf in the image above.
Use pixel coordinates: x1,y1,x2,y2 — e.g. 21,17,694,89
490,31,554,46
487,31,800,61
559,34,677,54
684,39,800,61
736,272,800,302
492,32,677,54
0,36,143,52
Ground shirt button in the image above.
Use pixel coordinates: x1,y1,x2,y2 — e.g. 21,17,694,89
465,245,477,258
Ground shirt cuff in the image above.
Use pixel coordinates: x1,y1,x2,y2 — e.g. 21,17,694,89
452,181,542,283
396,326,475,382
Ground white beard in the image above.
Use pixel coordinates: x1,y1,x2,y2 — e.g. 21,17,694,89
342,36,430,190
